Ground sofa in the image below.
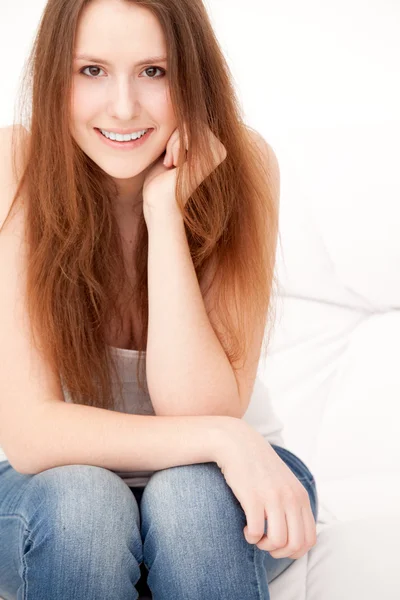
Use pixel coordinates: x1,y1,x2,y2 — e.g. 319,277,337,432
263,121,400,599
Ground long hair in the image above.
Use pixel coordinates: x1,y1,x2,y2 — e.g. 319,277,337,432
2,0,280,409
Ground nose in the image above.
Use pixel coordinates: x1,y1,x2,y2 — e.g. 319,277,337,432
107,76,141,122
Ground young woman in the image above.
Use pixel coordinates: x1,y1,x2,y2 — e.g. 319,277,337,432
0,0,318,598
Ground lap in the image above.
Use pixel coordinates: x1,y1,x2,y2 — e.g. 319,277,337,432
0,441,318,594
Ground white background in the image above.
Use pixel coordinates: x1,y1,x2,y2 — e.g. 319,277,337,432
1,0,399,132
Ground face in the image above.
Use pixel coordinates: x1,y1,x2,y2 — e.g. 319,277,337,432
70,0,177,212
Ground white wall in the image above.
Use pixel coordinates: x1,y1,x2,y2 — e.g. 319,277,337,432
1,0,399,132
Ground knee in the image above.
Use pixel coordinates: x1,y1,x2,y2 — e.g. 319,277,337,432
17,466,145,594
142,462,226,496
141,462,244,541
22,464,141,540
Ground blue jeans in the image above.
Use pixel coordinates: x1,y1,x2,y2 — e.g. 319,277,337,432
0,444,318,599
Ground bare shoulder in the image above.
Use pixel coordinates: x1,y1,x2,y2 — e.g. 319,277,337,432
245,126,280,205
0,125,30,223
0,123,29,148
0,124,30,172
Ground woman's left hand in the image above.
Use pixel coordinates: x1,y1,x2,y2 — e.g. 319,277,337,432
142,123,227,219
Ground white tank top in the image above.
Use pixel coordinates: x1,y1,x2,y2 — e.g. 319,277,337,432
0,346,286,485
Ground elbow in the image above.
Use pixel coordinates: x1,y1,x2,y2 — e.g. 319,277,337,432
152,393,245,419
5,453,36,475
10,451,41,475
4,441,42,475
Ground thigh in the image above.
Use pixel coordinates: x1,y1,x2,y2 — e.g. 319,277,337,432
0,461,143,600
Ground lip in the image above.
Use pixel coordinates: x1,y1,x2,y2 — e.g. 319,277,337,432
94,127,154,150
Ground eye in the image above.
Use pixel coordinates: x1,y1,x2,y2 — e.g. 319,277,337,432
79,65,166,79
80,65,106,78
142,66,166,79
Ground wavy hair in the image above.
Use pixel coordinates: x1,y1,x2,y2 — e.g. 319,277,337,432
2,0,280,409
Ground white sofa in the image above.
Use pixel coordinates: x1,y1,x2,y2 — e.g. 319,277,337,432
263,122,400,599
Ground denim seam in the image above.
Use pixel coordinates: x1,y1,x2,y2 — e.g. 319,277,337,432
297,475,315,484
0,513,33,600
274,448,315,487
252,542,263,600
279,451,314,480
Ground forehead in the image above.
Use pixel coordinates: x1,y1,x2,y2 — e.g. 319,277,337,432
75,0,167,60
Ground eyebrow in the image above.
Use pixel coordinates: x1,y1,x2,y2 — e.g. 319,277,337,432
74,54,168,67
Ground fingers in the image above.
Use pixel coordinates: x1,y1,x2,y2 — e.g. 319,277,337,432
163,138,181,168
164,126,188,168
161,122,226,209
243,496,266,545
255,500,287,552
163,129,178,167
253,487,316,560
268,491,304,559
288,502,317,559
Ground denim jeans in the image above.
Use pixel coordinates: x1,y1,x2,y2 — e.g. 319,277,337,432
0,443,318,599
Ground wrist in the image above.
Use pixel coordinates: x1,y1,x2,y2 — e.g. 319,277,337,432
143,202,183,229
207,416,246,466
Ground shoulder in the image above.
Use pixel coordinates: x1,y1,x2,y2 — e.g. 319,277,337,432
0,125,30,225
0,123,29,146
245,126,280,206
245,126,280,176
0,124,30,152
0,125,30,185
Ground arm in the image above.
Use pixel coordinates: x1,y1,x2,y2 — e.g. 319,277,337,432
0,124,236,477
143,128,279,420
145,209,243,419
15,401,233,475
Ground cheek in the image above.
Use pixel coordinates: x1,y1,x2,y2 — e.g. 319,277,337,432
71,83,103,122
143,86,175,121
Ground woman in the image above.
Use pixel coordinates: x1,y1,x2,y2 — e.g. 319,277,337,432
0,0,318,598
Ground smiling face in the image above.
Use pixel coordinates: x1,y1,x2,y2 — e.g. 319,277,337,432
70,0,177,211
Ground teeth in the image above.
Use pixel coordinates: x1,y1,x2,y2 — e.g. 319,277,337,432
100,129,148,142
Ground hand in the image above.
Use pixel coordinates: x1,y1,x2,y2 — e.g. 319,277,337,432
217,419,317,560
142,123,227,220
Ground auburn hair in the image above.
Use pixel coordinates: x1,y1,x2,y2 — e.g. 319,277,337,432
2,0,280,409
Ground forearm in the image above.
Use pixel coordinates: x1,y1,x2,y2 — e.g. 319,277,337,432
14,400,233,475
145,208,241,418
